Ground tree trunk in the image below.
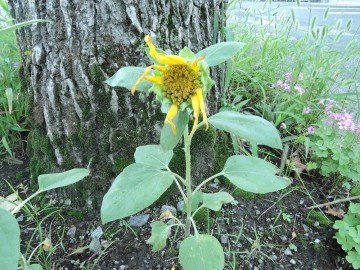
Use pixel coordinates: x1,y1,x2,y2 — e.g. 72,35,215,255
8,0,226,210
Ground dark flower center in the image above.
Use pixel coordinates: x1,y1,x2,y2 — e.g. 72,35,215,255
162,65,201,105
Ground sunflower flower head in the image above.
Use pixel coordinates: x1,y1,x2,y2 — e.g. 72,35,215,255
131,35,212,137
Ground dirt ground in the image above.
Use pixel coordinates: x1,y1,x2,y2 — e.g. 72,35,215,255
0,157,352,270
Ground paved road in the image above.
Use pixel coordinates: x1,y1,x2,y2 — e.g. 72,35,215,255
230,1,360,51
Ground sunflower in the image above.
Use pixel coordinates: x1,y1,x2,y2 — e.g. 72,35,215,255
131,35,209,137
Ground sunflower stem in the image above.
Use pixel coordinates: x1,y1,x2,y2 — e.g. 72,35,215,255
184,125,193,238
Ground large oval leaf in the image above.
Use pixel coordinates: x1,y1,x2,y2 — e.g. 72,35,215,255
134,145,173,169
208,111,282,149
202,192,234,211
179,234,224,270
222,155,291,193
195,42,244,67
38,168,90,192
101,164,173,224
0,208,20,270
104,66,153,91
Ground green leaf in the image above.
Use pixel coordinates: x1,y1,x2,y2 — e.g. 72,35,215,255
0,19,49,34
104,67,153,91
349,226,360,243
181,192,204,213
160,110,189,151
38,168,90,192
202,192,234,211
179,234,224,270
196,42,245,67
29,264,43,270
1,136,13,157
208,111,282,149
101,164,173,224
5,88,12,113
222,155,291,193
192,192,204,212
349,203,360,215
0,208,20,270
347,251,360,269
179,47,196,62
134,145,173,169
146,221,170,252
335,232,356,251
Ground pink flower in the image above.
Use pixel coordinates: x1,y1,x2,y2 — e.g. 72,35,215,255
298,73,303,81
330,113,342,121
283,84,290,91
277,80,284,87
338,121,347,130
303,107,311,114
284,72,292,82
280,123,287,129
325,104,332,112
355,124,360,133
342,113,353,121
295,85,303,95
308,126,315,134
318,99,325,105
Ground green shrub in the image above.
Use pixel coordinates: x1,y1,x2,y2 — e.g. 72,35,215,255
334,203,360,269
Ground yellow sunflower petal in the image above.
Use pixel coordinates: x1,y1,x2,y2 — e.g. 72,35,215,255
152,65,167,73
190,94,200,136
165,104,179,137
196,88,208,130
191,55,205,72
145,35,187,65
131,65,153,95
144,76,163,84
155,53,188,65
145,35,157,58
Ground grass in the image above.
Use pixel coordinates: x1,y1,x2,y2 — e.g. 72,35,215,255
0,0,28,157
225,0,360,188
226,0,359,125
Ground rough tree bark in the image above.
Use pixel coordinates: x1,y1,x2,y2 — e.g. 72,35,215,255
8,0,227,210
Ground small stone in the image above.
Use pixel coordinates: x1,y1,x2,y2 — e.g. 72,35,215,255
160,205,177,216
271,255,278,261
314,221,320,227
290,259,296,265
209,182,219,190
91,226,103,239
67,226,77,238
64,199,71,206
16,214,24,222
299,199,305,205
177,201,184,212
255,210,260,215
128,214,150,227
220,235,228,244
284,248,292,256
314,239,321,244
89,238,101,253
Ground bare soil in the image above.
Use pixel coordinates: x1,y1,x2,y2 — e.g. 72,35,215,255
0,158,352,270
